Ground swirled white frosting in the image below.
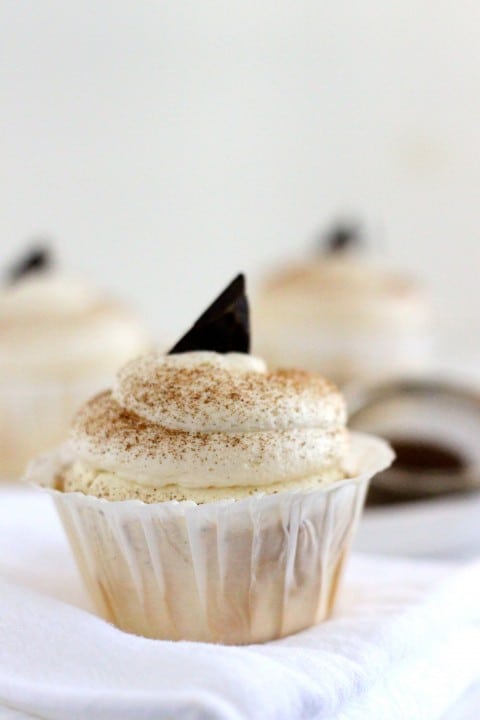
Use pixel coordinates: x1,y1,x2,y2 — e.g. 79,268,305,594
70,351,349,490
0,274,149,380
0,275,97,318
255,256,430,331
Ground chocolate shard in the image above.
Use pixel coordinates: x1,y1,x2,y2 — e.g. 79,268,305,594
323,222,362,254
169,273,250,355
7,244,52,284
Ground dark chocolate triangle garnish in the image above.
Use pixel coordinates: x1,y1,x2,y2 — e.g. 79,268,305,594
323,223,362,254
7,244,52,284
168,273,250,354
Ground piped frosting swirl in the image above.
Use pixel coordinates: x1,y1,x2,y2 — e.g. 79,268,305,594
0,274,148,379
71,352,348,489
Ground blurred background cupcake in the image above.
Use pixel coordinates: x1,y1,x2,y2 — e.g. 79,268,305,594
0,244,150,479
253,220,432,386
349,376,480,558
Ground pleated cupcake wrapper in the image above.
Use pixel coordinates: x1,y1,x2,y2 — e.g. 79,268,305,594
28,432,393,645
0,376,114,481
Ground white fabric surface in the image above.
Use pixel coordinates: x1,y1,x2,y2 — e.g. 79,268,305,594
0,486,479,720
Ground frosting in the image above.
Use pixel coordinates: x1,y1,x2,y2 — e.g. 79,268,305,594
112,352,343,432
0,275,98,319
0,274,148,379
256,257,430,331
71,351,348,489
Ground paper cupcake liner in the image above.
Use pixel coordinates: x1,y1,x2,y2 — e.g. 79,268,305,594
0,375,114,481
28,432,393,645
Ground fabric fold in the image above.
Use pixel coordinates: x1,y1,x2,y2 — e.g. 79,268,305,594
0,488,479,720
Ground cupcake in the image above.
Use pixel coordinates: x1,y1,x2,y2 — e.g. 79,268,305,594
348,378,480,506
253,222,431,385
28,274,393,644
0,246,149,479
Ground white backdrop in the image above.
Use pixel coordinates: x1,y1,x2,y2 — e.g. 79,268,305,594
1,1,480,347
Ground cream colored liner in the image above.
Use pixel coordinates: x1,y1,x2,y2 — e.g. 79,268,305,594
27,432,393,645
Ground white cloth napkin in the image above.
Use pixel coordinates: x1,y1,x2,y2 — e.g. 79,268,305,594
0,486,479,720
